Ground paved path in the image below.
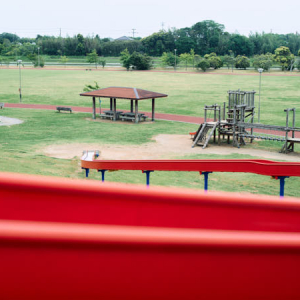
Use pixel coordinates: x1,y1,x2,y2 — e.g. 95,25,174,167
4,102,300,138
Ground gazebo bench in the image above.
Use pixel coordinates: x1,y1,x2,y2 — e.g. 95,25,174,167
120,112,147,122
56,107,72,113
101,110,123,120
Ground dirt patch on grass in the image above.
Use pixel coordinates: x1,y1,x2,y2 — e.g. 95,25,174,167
43,134,300,161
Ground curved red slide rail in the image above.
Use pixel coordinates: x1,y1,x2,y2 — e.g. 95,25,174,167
1,172,300,299
81,158,300,177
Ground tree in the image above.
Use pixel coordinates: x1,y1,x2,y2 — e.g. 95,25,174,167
235,55,250,69
34,55,45,68
86,49,99,68
274,46,294,71
204,52,223,69
129,52,152,70
196,59,210,72
83,81,100,92
60,55,69,67
120,48,131,70
179,53,192,70
190,20,225,55
76,34,85,55
228,34,254,56
190,49,195,68
99,58,106,68
222,54,235,70
161,52,179,69
252,53,273,71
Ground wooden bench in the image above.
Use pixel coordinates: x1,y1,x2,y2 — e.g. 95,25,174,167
56,107,72,113
120,112,148,122
100,110,123,120
0,103,4,109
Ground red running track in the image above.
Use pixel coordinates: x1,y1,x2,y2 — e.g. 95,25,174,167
5,102,300,138
1,172,300,299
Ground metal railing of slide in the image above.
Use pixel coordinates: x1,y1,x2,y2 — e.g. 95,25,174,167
81,154,300,197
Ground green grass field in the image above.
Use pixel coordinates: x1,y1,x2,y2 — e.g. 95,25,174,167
0,69,300,197
1,69,299,125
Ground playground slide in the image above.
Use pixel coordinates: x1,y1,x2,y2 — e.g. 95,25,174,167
81,156,300,177
1,172,300,299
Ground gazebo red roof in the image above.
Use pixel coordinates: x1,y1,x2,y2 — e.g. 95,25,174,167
80,87,168,100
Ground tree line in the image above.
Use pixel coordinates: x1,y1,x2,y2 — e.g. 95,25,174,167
1,20,300,59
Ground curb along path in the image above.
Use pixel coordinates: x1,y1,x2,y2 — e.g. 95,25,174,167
4,103,300,138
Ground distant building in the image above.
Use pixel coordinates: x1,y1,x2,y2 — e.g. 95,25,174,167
115,36,134,41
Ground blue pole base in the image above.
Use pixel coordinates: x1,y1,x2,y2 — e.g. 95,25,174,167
200,171,212,192
142,170,154,187
97,170,107,182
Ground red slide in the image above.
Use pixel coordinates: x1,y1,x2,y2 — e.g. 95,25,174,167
1,172,300,299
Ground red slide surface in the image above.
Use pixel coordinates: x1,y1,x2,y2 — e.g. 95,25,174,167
1,172,300,299
81,159,300,177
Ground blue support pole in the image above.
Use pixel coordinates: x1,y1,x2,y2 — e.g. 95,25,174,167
277,176,289,197
143,170,154,187
85,168,89,178
200,172,212,192
97,170,107,182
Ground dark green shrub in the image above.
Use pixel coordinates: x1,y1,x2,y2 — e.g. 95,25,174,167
196,59,210,71
235,55,250,69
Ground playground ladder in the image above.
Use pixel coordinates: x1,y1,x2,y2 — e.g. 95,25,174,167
192,122,218,149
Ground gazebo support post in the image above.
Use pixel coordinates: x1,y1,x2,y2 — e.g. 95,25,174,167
130,100,133,113
113,98,117,121
92,97,96,119
135,100,139,124
110,98,112,111
152,98,155,121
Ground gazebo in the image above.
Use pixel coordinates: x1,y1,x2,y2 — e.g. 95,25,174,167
80,87,168,123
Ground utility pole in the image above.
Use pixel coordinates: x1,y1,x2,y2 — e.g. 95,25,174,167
131,29,136,38
161,22,165,31
60,28,61,37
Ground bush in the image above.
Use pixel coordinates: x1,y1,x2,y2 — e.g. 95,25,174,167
196,59,210,72
129,52,152,70
253,53,273,71
161,52,178,69
235,55,250,69
204,53,223,69
120,48,131,70
222,55,235,69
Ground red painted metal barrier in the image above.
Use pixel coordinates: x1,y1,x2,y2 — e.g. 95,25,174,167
1,172,300,299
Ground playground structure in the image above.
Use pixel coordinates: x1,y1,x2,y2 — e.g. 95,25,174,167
191,90,300,153
81,151,300,197
1,171,300,299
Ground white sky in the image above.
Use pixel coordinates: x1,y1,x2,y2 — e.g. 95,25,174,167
1,0,299,39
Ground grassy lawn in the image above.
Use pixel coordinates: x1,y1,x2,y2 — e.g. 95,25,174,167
0,108,299,197
0,69,300,197
1,69,299,127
